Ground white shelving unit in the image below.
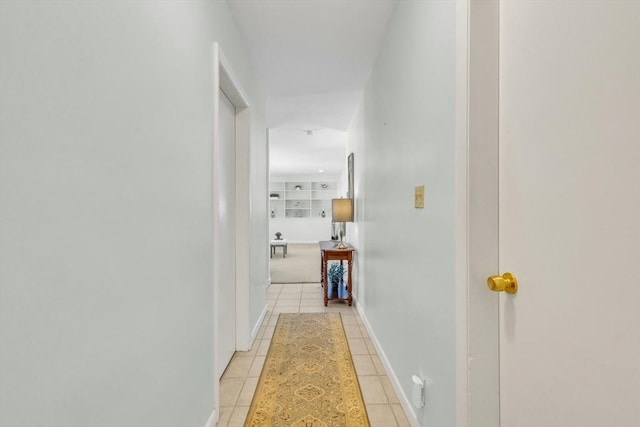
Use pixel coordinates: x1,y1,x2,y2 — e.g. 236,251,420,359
269,181,337,219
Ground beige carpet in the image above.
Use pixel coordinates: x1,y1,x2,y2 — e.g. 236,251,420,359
270,243,320,284
244,313,370,426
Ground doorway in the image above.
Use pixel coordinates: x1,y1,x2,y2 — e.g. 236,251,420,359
216,88,236,379
212,42,252,421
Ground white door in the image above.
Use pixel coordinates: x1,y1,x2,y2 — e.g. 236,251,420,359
217,89,236,379
498,1,640,426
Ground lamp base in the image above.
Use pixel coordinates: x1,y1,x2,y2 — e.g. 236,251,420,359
333,222,347,249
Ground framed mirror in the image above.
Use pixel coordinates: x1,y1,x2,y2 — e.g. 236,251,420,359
347,152,354,199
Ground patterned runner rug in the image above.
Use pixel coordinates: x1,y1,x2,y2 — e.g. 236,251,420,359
244,313,370,426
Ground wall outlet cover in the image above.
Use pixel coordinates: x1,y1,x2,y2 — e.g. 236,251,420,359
414,185,425,208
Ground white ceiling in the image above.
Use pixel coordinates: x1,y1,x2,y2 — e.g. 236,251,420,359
227,0,398,177
268,128,347,177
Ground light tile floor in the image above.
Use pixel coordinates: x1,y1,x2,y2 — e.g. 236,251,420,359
217,283,411,427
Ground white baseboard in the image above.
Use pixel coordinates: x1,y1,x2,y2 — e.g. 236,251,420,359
251,304,268,343
354,298,421,427
204,408,217,427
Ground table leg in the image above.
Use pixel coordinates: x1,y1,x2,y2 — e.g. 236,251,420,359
323,254,328,307
320,250,324,287
347,258,353,306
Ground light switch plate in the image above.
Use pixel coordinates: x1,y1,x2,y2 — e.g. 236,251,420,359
415,185,425,208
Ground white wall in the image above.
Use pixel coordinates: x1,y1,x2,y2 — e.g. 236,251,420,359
348,1,457,425
269,218,333,244
0,2,267,426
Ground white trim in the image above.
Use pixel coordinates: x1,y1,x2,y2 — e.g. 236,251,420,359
354,298,420,427
212,41,252,414
211,41,221,417
204,409,217,427
455,1,470,427
455,1,501,426
218,49,250,108
234,103,252,351
251,305,269,344
218,47,252,354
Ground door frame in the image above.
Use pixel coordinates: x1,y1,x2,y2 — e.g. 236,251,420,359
211,42,252,422
455,1,501,426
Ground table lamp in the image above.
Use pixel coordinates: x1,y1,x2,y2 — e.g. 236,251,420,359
332,198,353,249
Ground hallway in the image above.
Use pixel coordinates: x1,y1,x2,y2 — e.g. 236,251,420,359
218,284,411,427
1,1,639,426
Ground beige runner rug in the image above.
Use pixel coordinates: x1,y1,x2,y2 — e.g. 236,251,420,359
244,313,370,426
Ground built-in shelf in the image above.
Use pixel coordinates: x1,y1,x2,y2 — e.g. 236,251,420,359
269,181,337,219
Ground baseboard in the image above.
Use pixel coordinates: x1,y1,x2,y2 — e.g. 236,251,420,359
204,408,217,427
251,304,268,343
354,298,421,427
266,277,272,287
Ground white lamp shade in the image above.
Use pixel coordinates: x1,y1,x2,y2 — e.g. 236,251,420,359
332,198,354,222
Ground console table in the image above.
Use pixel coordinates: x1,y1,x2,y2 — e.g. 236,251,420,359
319,240,355,306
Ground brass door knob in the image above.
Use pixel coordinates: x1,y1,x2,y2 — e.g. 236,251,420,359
487,272,518,294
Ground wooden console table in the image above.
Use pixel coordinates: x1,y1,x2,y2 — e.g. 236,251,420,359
319,240,355,306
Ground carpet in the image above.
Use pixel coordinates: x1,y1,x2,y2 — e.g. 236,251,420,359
244,313,370,427
270,243,321,284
